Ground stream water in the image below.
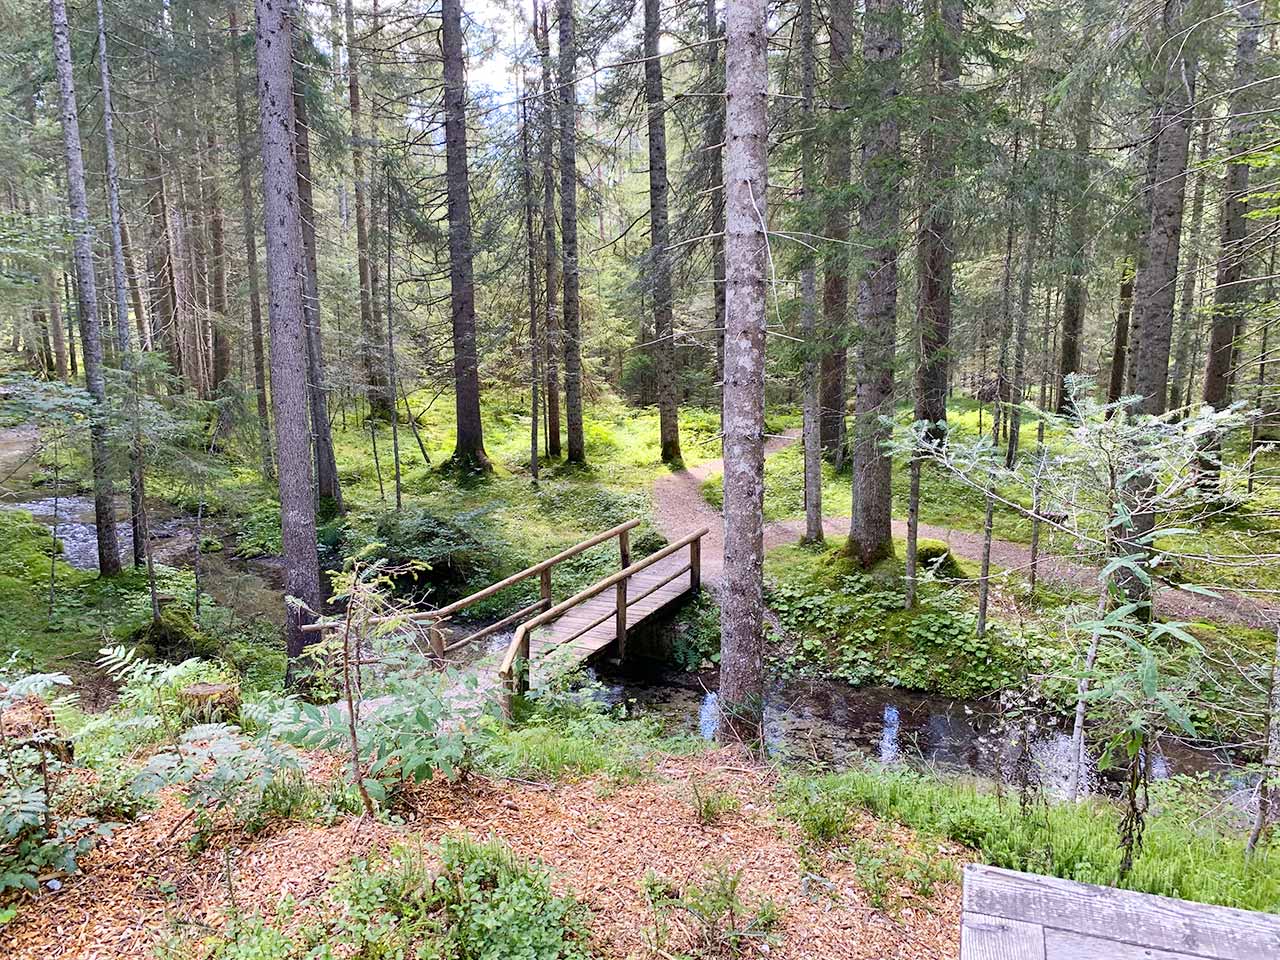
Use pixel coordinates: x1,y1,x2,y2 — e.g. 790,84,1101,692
590,666,1239,798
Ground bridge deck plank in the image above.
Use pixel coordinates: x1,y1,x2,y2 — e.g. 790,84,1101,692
526,558,694,684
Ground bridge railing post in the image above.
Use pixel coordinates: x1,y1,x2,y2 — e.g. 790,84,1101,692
615,577,628,660
690,536,701,592
539,567,552,607
517,630,530,696
618,527,631,570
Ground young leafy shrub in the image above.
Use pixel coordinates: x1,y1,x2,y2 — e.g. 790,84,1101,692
643,864,780,958
1,673,113,898
429,835,593,960
289,661,485,811
55,766,155,823
134,722,302,849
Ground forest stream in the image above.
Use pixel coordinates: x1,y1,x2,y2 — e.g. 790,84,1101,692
0,426,1244,803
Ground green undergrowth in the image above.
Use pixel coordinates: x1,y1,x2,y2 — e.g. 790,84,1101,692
764,542,1063,699
780,765,1280,913
487,678,702,783
163,837,593,960
762,542,1264,743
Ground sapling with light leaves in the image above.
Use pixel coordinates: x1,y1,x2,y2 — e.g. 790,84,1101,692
909,385,1265,868
288,555,490,815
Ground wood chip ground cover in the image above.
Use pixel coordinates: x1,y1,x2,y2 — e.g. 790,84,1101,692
1,751,961,959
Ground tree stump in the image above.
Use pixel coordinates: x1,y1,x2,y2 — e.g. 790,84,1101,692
0,693,74,762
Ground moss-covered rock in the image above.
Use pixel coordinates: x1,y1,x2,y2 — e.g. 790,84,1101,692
128,606,218,662
915,538,961,578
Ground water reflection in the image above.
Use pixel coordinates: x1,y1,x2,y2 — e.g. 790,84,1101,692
596,671,1233,798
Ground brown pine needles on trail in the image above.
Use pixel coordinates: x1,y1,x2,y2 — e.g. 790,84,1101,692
2,749,962,959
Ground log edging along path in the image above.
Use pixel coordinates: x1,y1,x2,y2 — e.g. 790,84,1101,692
649,431,1274,629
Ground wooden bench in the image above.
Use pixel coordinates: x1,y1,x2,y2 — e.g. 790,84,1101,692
962,864,1280,960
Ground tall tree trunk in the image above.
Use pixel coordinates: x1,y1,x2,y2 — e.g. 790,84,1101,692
846,0,902,568
915,0,960,438
1202,0,1262,461
718,0,768,745
1055,85,1093,413
1006,111,1045,466
118,217,150,352
799,0,822,544
345,0,391,419
558,0,586,463
50,0,121,577
1106,260,1135,406
47,277,68,381
255,0,322,684
521,88,540,482
96,0,150,572
442,0,490,469
1129,8,1196,420
819,0,853,464
143,104,179,378
207,127,231,393
228,0,274,480
1120,1,1197,607
705,0,725,421
1168,117,1209,412
644,0,681,463
294,66,344,508
535,2,561,458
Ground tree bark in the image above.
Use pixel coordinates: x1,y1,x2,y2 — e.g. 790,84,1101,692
644,0,681,463
915,0,960,438
819,0,853,464
799,0,822,544
1120,1,1197,608
1055,85,1093,413
1168,118,1210,413
717,0,768,746
846,0,902,568
293,65,344,507
705,0,725,424
345,0,391,419
46,279,68,381
96,0,149,571
442,0,490,469
535,3,561,458
1129,7,1196,419
558,0,586,463
1106,261,1135,407
50,0,121,577
1202,0,1262,436
521,88,540,482
118,217,150,352
255,0,322,683
1248,624,1280,853
229,0,275,481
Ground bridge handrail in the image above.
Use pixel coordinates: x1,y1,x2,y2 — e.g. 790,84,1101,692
498,527,707,708
299,518,642,639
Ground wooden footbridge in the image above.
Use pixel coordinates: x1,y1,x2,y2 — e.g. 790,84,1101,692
304,520,706,715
